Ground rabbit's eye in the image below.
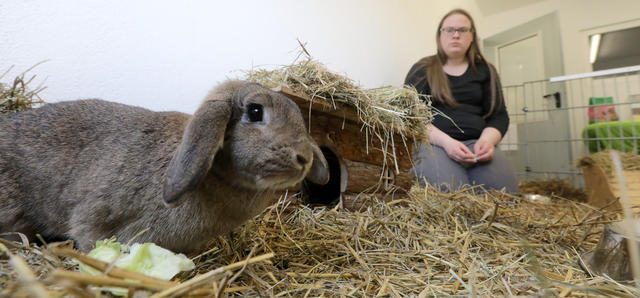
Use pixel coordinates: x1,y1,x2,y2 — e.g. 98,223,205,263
247,103,263,122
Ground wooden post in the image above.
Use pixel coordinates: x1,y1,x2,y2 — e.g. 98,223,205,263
278,87,416,198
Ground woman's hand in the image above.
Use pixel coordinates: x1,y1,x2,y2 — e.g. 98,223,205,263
442,139,477,164
473,139,494,162
473,127,503,162
427,124,476,165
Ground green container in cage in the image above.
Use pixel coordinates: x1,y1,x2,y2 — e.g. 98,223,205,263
589,96,614,105
588,96,618,123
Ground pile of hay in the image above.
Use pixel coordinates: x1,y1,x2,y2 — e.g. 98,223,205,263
0,65,46,114
519,179,588,202
245,50,432,146
578,150,640,174
2,186,634,297
245,59,431,138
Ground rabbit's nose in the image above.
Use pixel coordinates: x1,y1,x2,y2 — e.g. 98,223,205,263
296,154,309,167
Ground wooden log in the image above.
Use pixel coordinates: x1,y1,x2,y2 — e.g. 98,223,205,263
294,153,415,205
581,220,640,281
342,159,415,194
579,156,640,212
277,86,362,124
276,86,419,200
580,162,619,209
279,87,416,171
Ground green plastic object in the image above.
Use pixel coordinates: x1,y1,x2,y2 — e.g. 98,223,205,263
589,96,614,105
583,120,640,154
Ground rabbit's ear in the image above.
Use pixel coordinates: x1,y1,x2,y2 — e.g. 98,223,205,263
163,99,233,207
305,143,330,185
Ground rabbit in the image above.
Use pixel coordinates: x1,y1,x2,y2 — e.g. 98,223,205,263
0,80,329,253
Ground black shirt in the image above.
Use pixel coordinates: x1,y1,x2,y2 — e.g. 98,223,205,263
404,58,509,141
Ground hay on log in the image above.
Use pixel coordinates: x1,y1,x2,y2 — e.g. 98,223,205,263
245,47,432,175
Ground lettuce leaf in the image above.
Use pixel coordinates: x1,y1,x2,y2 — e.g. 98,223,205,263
77,239,195,296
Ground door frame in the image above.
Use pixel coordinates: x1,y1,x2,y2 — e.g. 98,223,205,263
494,31,546,87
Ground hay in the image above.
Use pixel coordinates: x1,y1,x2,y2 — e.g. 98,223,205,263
0,64,46,115
2,186,636,297
245,59,431,138
0,239,77,297
578,150,640,174
519,179,588,202
245,46,432,153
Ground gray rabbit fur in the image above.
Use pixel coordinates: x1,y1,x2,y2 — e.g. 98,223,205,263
0,80,329,253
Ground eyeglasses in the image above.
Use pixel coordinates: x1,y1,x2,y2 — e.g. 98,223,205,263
440,27,473,36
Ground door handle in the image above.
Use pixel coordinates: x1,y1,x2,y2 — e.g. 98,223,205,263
543,92,561,108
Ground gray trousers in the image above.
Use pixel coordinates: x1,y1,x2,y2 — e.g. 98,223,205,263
412,140,518,193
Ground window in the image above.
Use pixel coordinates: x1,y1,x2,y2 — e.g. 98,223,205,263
590,26,640,71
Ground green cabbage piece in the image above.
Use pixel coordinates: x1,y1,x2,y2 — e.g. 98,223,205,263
77,239,195,296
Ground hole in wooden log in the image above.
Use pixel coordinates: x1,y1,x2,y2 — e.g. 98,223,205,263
301,146,344,206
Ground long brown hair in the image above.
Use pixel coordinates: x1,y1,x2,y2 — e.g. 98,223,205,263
425,8,501,118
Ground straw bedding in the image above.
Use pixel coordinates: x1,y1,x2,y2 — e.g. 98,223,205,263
519,179,588,203
1,187,633,297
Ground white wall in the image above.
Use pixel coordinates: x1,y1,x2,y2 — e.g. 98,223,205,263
0,0,479,113
5,0,638,114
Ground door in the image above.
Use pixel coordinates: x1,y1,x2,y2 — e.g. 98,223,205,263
498,33,548,123
483,12,574,184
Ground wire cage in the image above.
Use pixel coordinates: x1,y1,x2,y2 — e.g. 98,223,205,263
501,65,640,190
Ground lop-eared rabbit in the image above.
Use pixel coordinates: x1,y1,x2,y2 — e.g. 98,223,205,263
0,80,329,253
